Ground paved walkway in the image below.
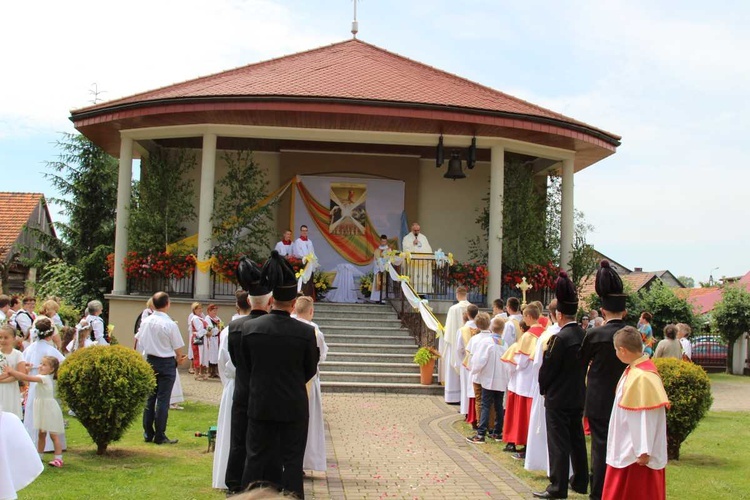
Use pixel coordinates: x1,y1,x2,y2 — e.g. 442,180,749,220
180,369,750,498
180,373,530,499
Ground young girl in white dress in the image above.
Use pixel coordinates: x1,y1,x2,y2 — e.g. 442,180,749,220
3,355,65,468
0,325,25,419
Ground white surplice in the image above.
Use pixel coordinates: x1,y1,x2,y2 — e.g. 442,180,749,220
22,340,65,452
0,411,43,500
292,238,316,259
441,300,469,403
524,324,560,473
298,318,329,471
212,313,244,489
469,332,509,392
275,240,294,257
456,320,477,415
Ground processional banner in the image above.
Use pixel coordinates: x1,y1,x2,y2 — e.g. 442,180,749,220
293,175,405,272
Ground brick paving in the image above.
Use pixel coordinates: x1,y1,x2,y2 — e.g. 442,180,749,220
180,368,750,498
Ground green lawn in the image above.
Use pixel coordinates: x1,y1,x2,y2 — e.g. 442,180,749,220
454,411,750,500
708,372,750,384
20,402,224,499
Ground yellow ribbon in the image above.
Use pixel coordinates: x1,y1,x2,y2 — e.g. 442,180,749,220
195,256,217,273
398,275,410,283
400,251,411,265
448,252,454,266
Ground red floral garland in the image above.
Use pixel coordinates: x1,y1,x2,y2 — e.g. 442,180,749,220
502,261,560,290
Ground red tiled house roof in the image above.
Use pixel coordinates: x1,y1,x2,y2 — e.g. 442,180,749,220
75,39,618,140
0,192,49,260
579,272,659,306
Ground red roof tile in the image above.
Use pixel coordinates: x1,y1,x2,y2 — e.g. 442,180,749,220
0,193,44,260
74,39,618,141
579,272,657,306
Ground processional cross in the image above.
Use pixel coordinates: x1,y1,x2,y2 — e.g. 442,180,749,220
516,277,533,308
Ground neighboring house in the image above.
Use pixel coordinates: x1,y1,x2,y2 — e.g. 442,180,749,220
0,193,56,294
674,270,750,315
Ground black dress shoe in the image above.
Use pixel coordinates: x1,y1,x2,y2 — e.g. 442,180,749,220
532,492,566,499
154,437,179,445
144,435,154,443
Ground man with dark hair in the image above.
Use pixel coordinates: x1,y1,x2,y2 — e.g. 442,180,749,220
137,292,186,445
535,272,588,499
224,258,274,494
240,251,319,498
502,297,522,347
492,298,507,320
292,224,315,259
579,260,628,500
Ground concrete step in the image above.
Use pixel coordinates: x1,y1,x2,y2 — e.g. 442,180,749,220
324,334,416,346
314,303,393,312
319,325,409,336
314,310,398,320
321,371,437,384
327,342,416,354
320,361,421,374
315,317,403,327
325,352,415,363
320,381,443,395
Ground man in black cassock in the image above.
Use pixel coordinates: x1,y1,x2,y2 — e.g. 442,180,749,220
240,250,319,498
535,272,588,499
224,258,274,494
578,260,628,500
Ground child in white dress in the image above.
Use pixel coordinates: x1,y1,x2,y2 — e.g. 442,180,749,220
0,326,25,419
4,355,65,468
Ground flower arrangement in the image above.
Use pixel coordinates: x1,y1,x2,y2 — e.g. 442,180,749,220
211,253,243,282
448,261,489,290
503,261,560,290
111,252,197,280
312,271,333,299
360,272,374,298
285,256,304,275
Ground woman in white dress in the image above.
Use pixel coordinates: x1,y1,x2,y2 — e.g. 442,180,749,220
22,319,65,453
205,304,222,379
188,304,210,380
0,326,26,419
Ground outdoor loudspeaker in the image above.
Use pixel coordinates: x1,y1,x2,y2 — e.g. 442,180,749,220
436,136,444,167
467,137,477,169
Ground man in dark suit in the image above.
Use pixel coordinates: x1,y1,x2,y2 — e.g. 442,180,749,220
535,272,588,499
578,260,628,500
240,251,319,498
224,258,274,494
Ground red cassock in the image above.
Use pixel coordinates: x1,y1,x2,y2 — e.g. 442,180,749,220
503,392,533,445
465,397,477,426
602,464,665,500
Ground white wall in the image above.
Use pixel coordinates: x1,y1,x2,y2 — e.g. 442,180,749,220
416,159,490,262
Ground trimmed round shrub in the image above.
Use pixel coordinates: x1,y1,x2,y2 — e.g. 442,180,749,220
654,358,713,460
58,345,155,454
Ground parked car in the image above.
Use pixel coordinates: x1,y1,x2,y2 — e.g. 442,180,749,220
691,339,728,368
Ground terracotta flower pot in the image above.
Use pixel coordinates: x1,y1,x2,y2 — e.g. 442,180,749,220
419,358,436,385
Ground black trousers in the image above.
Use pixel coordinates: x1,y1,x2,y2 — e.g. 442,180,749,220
545,407,588,497
142,355,176,442
224,401,249,493
588,415,609,500
242,418,309,498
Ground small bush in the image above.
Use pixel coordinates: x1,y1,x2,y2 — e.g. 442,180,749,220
654,358,713,460
58,345,155,454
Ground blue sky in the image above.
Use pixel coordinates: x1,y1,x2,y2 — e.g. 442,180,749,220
1,0,747,285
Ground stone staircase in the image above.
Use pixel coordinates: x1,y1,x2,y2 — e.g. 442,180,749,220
313,302,442,395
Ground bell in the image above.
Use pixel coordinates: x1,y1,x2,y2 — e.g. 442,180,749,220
444,151,465,180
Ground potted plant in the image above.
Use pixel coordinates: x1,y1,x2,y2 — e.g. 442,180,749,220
413,346,440,385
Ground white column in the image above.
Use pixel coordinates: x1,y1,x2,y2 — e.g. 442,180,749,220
560,158,574,273
487,146,505,302
194,133,217,299
112,136,133,295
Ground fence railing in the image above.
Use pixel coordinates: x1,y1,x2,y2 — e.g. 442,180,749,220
211,272,239,300
127,275,195,298
392,259,487,305
501,284,555,308
691,335,728,370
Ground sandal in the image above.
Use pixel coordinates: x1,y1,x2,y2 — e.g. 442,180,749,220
48,458,64,468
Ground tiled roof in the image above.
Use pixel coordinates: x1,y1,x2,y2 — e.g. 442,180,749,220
0,192,43,260
74,39,618,140
579,272,657,305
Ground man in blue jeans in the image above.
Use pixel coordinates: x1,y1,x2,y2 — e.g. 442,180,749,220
136,291,187,445
466,313,508,444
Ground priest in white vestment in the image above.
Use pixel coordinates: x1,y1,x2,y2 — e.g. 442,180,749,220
292,225,316,259
0,411,43,500
441,287,470,403
401,223,433,294
212,305,246,490
274,230,294,257
294,297,329,472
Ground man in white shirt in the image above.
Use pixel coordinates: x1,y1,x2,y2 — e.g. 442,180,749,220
274,229,294,257
14,296,36,349
136,292,186,445
292,225,315,259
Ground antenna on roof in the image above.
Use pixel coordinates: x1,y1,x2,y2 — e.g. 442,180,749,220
351,0,359,38
89,83,106,104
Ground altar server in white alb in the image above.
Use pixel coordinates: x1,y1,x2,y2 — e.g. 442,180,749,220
524,299,560,473
212,290,250,490
274,229,294,257
294,296,329,472
456,304,479,416
0,410,43,499
292,225,316,259
441,287,470,403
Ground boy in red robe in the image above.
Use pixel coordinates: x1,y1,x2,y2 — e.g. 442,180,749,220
602,326,669,500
